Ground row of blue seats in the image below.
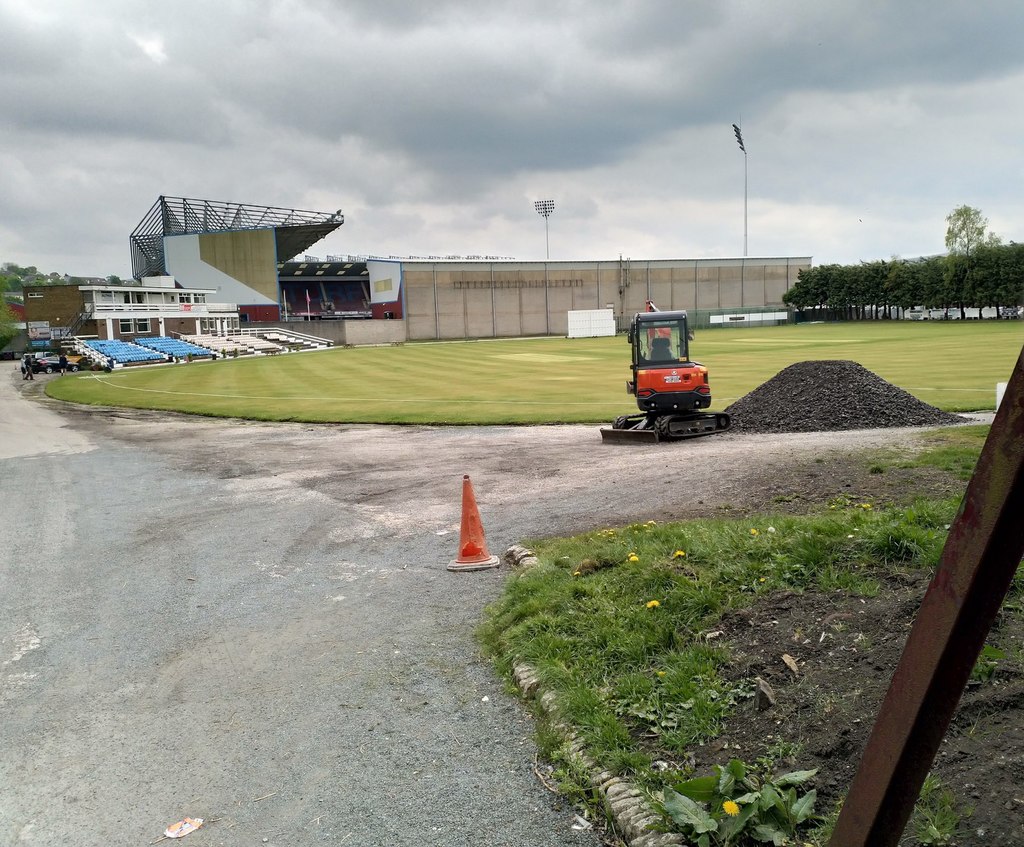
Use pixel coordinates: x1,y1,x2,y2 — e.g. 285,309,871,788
134,336,211,357
85,340,164,364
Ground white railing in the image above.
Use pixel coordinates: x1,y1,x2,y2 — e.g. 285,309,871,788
225,327,332,347
88,302,238,315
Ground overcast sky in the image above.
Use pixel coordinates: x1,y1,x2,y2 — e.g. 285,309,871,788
2,1,1023,278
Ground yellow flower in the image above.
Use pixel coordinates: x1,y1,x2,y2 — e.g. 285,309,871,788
749,528,759,536
759,577,767,583
645,520,657,526
573,571,581,577
673,550,686,558
656,670,667,677
722,800,740,817
628,553,639,562
646,600,660,609
861,503,873,509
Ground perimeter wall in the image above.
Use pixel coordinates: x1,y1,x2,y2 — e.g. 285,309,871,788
401,257,809,340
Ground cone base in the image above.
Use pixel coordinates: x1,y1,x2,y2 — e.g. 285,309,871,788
447,555,500,572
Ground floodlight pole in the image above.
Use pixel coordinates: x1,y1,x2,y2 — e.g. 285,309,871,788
732,124,747,257
534,199,555,260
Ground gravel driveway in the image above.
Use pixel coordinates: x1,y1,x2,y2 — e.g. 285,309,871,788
0,365,963,845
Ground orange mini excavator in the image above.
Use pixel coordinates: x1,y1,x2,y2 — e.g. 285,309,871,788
600,307,731,443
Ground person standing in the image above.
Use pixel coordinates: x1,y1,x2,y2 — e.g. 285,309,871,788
58,353,68,375
22,353,34,381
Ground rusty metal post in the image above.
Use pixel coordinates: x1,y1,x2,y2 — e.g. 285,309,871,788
829,345,1024,847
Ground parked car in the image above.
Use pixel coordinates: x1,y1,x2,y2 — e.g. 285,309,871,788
31,354,83,374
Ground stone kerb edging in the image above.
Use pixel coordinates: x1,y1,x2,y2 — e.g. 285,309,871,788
503,544,540,568
502,546,685,847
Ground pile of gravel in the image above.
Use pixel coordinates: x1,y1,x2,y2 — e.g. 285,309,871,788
724,360,968,434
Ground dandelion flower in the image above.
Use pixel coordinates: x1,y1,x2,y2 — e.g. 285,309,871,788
673,550,686,559
628,553,639,562
646,520,657,526
573,571,582,577
722,800,740,817
861,503,873,510
749,528,759,536
646,600,660,609
656,670,667,677
767,526,776,534
759,577,767,583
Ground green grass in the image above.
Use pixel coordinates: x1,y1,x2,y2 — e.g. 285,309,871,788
894,424,993,479
478,426,992,838
46,321,1022,423
911,774,971,845
479,499,959,768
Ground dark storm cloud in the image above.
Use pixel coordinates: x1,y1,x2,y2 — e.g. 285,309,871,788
189,1,1024,180
2,0,1024,273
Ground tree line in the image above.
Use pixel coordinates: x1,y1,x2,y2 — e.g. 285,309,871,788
1,262,123,291
784,206,1024,320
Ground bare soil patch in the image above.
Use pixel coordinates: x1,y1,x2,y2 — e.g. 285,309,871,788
681,568,1024,846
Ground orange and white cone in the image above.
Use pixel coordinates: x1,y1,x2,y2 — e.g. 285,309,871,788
447,475,500,572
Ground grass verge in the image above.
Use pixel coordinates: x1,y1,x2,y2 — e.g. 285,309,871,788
478,426,993,842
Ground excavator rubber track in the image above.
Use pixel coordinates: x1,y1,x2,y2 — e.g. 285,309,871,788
600,412,731,444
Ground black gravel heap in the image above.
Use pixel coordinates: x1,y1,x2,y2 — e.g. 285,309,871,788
724,360,968,433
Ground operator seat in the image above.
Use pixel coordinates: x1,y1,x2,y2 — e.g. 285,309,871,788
650,336,673,360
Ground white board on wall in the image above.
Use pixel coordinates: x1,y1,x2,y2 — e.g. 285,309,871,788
567,309,616,338
367,260,403,304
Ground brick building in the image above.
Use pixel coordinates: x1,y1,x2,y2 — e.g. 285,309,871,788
22,276,239,346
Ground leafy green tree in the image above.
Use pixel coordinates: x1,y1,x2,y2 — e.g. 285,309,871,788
999,242,1024,307
0,275,21,349
918,256,947,309
783,266,829,310
885,259,922,316
857,260,891,318
944,205,1001,318
971,243,1005,317
945,205,998,256
830,264,863,319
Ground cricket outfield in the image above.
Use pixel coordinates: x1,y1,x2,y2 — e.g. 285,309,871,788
45,321,1024,423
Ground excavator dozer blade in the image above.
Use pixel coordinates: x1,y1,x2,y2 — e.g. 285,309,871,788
599,427,659,444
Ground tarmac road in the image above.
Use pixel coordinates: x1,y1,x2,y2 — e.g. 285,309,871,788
0,364,946,846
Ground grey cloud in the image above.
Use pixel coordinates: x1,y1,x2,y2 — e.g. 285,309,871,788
2,0,1024,274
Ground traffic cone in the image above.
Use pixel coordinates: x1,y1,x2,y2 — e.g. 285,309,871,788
448,475,500,572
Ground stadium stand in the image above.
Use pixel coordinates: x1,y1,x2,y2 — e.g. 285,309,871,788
84,339,165,366
181,334,285,355
134,336,214,359
182,334,249,355
250,330,330,350
182,329,329,354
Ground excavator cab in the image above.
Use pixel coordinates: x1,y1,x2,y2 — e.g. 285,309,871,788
631,313,688,366
626,311,709,413
602,309,730,442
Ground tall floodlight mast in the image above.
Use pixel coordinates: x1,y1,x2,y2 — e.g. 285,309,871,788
732,124,748,257
534,199,555,260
